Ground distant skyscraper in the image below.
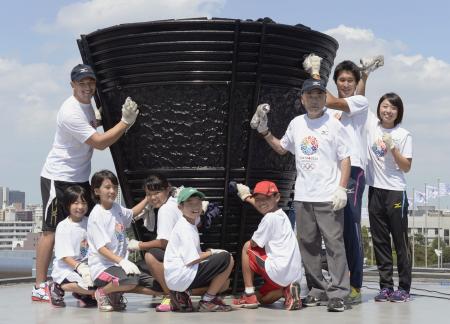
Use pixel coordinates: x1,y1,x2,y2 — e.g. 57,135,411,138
0,186,9,209
9,190,25,210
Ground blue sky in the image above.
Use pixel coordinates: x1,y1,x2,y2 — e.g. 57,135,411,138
1,0,450,207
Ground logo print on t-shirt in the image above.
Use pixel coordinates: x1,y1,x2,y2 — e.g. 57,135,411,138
300,136,319,155
115,223,125,242
372,139,387,158
80,239,88,258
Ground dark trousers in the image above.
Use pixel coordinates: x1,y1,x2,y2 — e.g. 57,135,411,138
368,186,412,292
343,166,365,289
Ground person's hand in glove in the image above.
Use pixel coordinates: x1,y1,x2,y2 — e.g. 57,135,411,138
127,238,141,251
119,258,141,275
121,97,139,129
236,183,252,201
75,262,94,288
250,103,270,135
94,107,102,127
209,248,229,255
332,186,348,211
360,55,384,75
303,53,322,79
382,133,395,150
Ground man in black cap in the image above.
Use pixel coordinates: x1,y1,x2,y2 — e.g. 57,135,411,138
32,64,140,302
251,79,352,312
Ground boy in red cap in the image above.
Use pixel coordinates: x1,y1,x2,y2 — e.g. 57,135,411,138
232,181,302,311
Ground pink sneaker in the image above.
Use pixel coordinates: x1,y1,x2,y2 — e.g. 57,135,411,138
155,296,171,312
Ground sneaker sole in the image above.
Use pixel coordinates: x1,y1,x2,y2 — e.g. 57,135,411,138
32,296,50,302
287,283,301,311
231,303,259,309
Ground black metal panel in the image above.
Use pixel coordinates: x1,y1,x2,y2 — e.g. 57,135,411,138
77,17,338,291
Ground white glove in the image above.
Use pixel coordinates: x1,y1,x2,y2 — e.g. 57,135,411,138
119,259,141,275
127,239,141,251
303,54,322,79
172,186,185,198
250,103,270,134
382,133,395,150
210,248,228,255
236,183,251,201
332,186,348,211
121,97,139,127
76,262,94,288
202,201,210,214
360,55,384,74
94,107,102,126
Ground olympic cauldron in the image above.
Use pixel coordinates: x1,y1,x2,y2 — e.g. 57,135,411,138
77,17,338,290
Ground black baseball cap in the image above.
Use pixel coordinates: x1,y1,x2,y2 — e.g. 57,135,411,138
71,64,96,82
301,78,326,93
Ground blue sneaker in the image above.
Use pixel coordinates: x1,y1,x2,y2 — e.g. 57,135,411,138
390,289,410,303
374,288,393,302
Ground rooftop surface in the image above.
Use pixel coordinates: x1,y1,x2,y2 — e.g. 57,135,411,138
2,278,450,324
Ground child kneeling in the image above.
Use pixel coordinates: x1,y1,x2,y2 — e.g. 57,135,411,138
164,187,234,312
87,170,158,312
233,181,302,310
50,185,97,308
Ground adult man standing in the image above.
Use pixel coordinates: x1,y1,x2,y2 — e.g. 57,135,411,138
303,54,383,304
32,64,139,301
252,79,351,312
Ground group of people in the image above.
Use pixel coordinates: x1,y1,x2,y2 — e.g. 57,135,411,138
248,53,412,311
31,52,413,313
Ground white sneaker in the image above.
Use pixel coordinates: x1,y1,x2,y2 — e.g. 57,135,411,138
31,282,50,302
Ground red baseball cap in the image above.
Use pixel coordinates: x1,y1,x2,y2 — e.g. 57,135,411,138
252,181,279,196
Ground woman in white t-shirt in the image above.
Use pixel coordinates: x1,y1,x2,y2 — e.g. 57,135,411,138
366,93,413,303
49,185,97,308
87,170,156,312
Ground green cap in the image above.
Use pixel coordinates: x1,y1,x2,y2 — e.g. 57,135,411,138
177,187,205,204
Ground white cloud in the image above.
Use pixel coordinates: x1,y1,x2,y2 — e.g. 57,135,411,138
35,0,225,35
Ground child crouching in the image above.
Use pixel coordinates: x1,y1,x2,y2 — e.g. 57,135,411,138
164,187,234,312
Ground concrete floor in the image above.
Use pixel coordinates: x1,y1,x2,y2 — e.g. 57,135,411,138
2,281,450,324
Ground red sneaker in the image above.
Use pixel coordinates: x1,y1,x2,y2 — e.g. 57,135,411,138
283,282,302,311
232,293,259,309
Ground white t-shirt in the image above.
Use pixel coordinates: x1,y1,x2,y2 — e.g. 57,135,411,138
252,209,302,287
280,113,351,202
156,197,182,240
164,217,201,291
41,95,97,182
325,95,369,170
87,202,133,280
51,217,89,284
366,113,413,191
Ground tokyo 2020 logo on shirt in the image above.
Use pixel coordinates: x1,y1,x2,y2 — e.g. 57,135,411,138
301,136,319,155
372,139,387,158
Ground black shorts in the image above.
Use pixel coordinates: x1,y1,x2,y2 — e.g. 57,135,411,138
93,266,153,288
188,253,231,290
41,177,94,232
146,248,165,262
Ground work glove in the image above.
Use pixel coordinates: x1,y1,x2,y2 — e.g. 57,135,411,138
121,97,139,128
202,201,209,214
94,107,102,126
236,183,251,201
75,262,94,288
382,132,395,150
250,103,270,134
127,238,141,251
360,55,384,74
209,248,229,255
332,186,348,211
119,259,141,275
303,53,322,79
